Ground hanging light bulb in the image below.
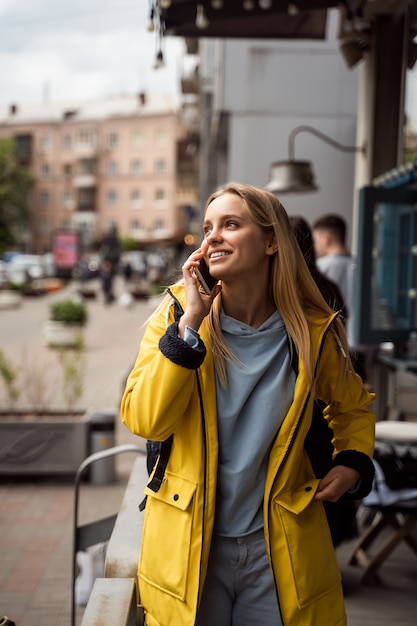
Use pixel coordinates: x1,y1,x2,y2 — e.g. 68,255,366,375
195,4,210,29
159,0,172,8
211,0,224,8
259,0,272,9
287,3,299,15
243,0,255,9
146,6,155,31
153,49,164,70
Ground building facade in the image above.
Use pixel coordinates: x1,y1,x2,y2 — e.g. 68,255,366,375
0,93,198,254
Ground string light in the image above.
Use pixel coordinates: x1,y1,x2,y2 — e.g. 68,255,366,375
287,3,299,15
243,0,255,10
195,4,210,29
211,0,224,8
259,0,272,9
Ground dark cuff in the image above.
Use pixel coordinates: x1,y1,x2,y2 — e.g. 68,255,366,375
331,450,375,500
159,322,206,370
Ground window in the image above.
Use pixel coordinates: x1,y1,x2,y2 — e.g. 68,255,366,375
40,190,50,207
40,217,50,235
154,219,165,232
132,130,143,147
63,191,74,210
156,129,167,145
107,189,117,205
77,127,97,148
63,164,72,180
155,159,167,175
78,158,96,175
108,160,118,177
155,188,166,206
131,219,142,231
79,187,95,211
131,160,143,177
40,135,52,153
41,163,50,179
130,189,142,208
63,134,72,149
108,132,119,149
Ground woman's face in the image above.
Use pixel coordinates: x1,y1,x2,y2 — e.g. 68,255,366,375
202,192,275,285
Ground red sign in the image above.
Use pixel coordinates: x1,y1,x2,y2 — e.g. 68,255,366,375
52,232,78,270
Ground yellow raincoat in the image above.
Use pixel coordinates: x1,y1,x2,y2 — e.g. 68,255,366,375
120,285,375,626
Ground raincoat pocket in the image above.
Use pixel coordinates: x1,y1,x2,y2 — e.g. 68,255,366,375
273,482,341,608
139,471,197,601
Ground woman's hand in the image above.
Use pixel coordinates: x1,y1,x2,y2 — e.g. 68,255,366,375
178,241,221,338
313,466,360,502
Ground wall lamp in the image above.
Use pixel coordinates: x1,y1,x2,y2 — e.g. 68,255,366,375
265,125,366,194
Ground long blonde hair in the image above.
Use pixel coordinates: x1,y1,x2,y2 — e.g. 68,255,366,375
204,182,350,387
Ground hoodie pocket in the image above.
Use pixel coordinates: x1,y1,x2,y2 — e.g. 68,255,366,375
140,471,197,601
273,483,341,608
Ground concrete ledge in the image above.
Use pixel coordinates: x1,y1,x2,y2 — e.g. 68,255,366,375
80,578,138,626
105,455,148,578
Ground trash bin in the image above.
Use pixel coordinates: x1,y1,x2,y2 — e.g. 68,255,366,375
87,409,116,485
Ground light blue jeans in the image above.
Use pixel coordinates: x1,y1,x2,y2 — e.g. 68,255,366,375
195,529,283,626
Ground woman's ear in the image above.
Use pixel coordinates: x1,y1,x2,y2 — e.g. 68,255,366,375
266,237,278,255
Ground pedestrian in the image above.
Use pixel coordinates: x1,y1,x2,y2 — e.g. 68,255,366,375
312,213,367,378
100,260,115,304
290,215,360,547
121,182,375,626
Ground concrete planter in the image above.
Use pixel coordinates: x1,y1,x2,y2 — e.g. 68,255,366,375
0,289,23,310
0,410,89,476
42,320,84,347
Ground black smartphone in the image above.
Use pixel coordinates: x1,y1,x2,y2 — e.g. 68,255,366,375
194,258,218,294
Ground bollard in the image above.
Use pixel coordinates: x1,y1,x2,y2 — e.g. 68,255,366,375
87,409,116,485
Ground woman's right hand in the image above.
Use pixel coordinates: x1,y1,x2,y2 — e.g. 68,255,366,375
178,241,221,338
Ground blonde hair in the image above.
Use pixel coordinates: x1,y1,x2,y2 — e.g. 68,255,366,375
204,182,350,387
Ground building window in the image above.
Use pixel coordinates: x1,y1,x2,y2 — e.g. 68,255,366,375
40,135,52,153
40,190,50,207
108,132,119,149
156,129,167,145
130,189,142,208
63,134,72,149
78,158,96,175
77,127,96,148
79,187,95,211
63,191,74,210
41,163,50,179
155,159,167,175
108,160,118,177
131,219,142,231
132,130,143,147
107,189,117,205
155,188,166,206
40,217,50,235
131,160,143,177
63,164,72,180
154,219,165,232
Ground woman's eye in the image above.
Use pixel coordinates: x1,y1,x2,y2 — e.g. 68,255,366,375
226,221,237,228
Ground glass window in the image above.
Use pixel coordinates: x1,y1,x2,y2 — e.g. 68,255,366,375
131,219,142,230
108,161,118,177
41,163,50,179
63,164,72,180
77,127,97,148
155,188,166,205
40,135,52,152
131,189,142,208
156,129,167,145
107,189,117,205
155,159,167,175
131,160,143,176
108,132,119,148
132,130,143,147
63,134,72,149
40,190,50,207
40,217,50,234
63,191,73,210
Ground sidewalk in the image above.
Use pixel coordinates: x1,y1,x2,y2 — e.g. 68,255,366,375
0,279,416,625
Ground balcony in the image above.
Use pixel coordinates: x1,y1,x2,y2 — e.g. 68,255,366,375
73,174,97,188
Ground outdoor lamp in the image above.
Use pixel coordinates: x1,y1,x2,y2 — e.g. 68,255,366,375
265,124,366,194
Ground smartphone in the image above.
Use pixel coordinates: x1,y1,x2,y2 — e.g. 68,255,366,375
194,257,218,294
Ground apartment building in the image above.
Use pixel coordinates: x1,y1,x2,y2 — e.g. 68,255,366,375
0,92,198,254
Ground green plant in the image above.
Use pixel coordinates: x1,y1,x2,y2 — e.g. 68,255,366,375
49,299,88,325
0,348,20,407
57,336,86,410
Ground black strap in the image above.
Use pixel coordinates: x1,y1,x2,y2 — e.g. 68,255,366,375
146,435,173,492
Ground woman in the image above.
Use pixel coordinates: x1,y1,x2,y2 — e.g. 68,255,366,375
120,182,375,626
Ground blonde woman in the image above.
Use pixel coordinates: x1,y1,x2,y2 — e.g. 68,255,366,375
121,182,375,626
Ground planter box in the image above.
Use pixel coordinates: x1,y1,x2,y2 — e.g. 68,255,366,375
42,320,84,347
0,410,89,476
0,289,23,310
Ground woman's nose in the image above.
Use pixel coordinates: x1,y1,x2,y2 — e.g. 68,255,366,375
206,228,222,243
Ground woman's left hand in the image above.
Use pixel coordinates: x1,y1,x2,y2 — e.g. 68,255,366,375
313,466,360,502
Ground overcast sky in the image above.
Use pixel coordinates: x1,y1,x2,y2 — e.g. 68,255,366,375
0,0,185,106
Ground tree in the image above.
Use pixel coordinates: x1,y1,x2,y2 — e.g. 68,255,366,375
0,137,35,255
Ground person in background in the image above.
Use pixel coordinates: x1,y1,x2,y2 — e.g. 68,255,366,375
121,182,375,626
312,213,366,379
290,215,360,547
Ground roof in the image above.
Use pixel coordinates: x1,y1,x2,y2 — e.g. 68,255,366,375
0,93,179,126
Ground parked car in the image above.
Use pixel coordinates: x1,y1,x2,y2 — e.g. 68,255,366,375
5,254,46,285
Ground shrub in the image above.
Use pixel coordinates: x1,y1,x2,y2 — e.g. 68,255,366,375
49,299,88,325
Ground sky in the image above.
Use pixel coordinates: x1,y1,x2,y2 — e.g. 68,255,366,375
0,0,185,107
